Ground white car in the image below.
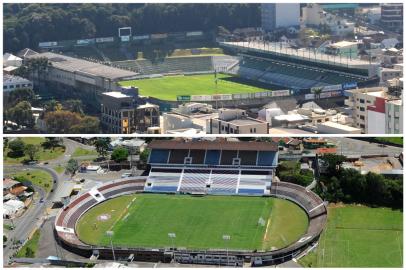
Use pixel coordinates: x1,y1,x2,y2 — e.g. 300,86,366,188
121,173,133,178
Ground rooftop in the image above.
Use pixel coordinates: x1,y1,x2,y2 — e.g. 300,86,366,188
27,52,138,81
103,92,131,98
149,139,278,151
228,118,266,126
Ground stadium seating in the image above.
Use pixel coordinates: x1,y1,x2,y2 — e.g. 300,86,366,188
232,55,369,89
257,151,278,166
145,168,182,193
237,171,271,195
179,168,210,193
112,56,214,75
149,149,170,164
205,150,221,165
209,170,239,194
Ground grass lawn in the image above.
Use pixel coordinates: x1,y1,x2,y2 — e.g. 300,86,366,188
53,165,65,174
16,230,40,258
11,170,53,193
299,205,403,267
4,137,65,164
375,137,403,146
77,194,308,251
71,147,98,157
119,74,270,101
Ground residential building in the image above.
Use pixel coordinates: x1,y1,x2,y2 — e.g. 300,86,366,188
344,86,402,133
261,3,300,32
100,87,160,134
207,108,269,134
324,41,359,59
380,3,403,32
385,99,403,134
3,74,33,93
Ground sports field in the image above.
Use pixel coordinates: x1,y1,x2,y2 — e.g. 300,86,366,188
76,194,308,251
300,205,403,267
119,74,270,101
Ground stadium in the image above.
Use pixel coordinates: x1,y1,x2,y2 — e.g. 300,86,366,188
34,29,380,109
55,139,327,266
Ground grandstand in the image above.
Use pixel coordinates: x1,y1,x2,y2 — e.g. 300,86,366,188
222,41,379,90
145,139,277,196
112,55,239,75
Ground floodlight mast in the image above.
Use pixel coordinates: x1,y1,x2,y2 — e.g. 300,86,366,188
106,230,116,261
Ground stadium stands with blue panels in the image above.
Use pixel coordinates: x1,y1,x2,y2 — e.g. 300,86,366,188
145,139,278,196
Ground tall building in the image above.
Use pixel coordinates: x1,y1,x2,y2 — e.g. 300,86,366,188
100,87,160,134
261,3,300,32
380,3,403,32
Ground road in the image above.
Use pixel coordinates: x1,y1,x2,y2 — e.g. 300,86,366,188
3,138,96,264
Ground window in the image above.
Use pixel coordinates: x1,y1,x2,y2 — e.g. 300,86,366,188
360,107,365,112
360,99,365,104
360,115,365,120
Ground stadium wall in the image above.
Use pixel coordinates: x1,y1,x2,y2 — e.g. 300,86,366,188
54,179,327,267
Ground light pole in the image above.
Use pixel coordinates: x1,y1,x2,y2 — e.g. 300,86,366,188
222,234,231,266
106,231,116,261
168,232,176,251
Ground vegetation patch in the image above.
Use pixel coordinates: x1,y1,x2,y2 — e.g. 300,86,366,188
16,230,41,258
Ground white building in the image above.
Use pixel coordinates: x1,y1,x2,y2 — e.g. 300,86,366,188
3,74,33,93
3,199,25,219
385,99,403,134
261,3,300,31
3,53,23,67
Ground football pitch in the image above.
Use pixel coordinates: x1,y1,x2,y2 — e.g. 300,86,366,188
119,74,271,101
299,205,403,267
76,194,308,251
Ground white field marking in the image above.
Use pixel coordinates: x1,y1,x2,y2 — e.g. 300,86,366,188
263,218,272,241
55,226,74,234
309,203,324,213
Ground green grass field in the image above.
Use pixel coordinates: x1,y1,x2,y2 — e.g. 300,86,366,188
71,147,98,158
119,74,270,101
77,194,308,251
299,205,403,267
4,137,65,164
11,169,53,193
16,230,40,258
375,137,403,146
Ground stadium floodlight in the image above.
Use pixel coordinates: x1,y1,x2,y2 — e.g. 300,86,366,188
168,232,176,251
106,231,116,261
222,234,231,266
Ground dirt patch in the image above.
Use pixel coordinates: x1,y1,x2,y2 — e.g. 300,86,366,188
97,214,111,221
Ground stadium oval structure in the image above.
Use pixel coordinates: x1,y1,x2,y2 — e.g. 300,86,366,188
55,178,327,266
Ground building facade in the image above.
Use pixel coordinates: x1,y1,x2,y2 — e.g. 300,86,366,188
261,3,300,32
380,3,403,32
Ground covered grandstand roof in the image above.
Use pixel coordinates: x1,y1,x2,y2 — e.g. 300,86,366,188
27,52,138,81
148,139,278,151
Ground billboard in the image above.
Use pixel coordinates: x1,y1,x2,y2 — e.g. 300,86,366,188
38,41,58,48
305,94,315,100
191,95,212,101
321,84,342,92
176,95,191,102
342,82,358,90
76,39,95,45
133,35,150,40
95,37,114,43
186,31,203,36
272,90,290,97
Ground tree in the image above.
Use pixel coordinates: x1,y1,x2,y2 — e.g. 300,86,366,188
94,138,110,158
312,87,323,100
111,147,129,163
7,101,35,128
8,138,26,157
44,99,63,113
70,116,100,134
64,99,84,114
5,88,35,109
65,158,79,175
24,144,40,161
42,137,62,149
25,247,34,258
320,154,346,176
44,111,81,133
139,148,150,163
